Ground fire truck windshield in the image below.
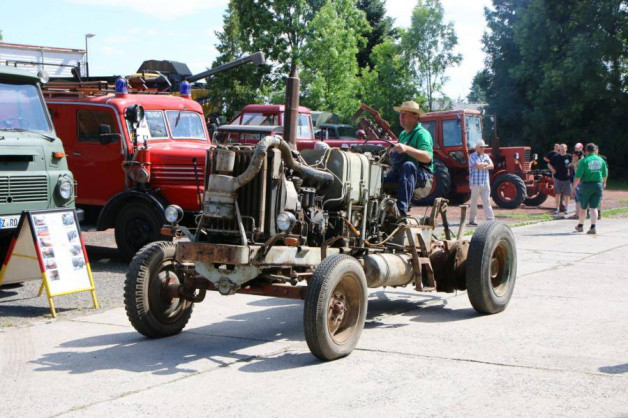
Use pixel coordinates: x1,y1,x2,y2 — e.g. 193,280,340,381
131,110,206,141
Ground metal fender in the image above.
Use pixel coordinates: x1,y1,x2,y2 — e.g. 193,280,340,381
96,190,168,231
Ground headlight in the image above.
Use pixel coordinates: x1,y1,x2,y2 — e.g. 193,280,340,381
165,205,184,224
276,211,296,232
57,177,73,200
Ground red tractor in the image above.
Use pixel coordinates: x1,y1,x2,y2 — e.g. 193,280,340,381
353,105,551,209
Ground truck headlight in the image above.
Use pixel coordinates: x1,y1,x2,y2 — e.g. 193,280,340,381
165,205,184,224
57,176,73,200
276,211,296,232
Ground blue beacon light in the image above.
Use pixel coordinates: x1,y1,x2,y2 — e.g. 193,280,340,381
115,77,128,96
180,81,191,98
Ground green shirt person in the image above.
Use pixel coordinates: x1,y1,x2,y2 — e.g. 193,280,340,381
383,100,434,219
572,143,608,234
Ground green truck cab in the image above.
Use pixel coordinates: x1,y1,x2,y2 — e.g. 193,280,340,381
0,66,77,263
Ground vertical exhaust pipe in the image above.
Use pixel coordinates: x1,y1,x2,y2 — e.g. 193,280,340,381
283,64,300,150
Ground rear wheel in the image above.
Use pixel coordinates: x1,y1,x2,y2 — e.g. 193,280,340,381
491,173,526,209
466,222,517,314
523,191,548,206
124,241,193,337
413,159,451,206
448,192,471,205
115,202,166,260
304,254,368,361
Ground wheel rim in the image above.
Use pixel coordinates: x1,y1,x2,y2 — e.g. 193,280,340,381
147,259,188,324
327,273,362,345
497,181,517,202
489,239,512,297
126,217,152,249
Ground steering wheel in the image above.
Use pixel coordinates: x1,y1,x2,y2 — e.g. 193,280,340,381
360,137,396,164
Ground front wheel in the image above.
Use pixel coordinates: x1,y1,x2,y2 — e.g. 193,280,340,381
115,202,166,260
465,222,517,314
491,173,526,209
124,241,193,338
304,255,368,361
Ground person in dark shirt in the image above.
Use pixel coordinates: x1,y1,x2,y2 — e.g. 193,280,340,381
548,143,572,214
543,143,560,165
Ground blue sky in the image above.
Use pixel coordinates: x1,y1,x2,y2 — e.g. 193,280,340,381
1,0,490,100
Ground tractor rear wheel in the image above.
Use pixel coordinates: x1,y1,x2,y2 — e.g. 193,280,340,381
448,192,471,205
304,254,368,361
523,191,548,206
124,241,193,338
466,222,517,314
491,173,526,209
413,159,451,206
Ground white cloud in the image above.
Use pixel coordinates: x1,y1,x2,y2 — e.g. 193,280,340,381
63,0,228,19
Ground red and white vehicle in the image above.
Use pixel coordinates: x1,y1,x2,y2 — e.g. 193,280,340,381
44,80,212,258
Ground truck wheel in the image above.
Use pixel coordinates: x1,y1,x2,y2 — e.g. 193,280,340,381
466,222,517,314
523,192,548,206
304,254,368,361
115,202,165,260
491,173,526,209
124,241,193,338
413,159,451,206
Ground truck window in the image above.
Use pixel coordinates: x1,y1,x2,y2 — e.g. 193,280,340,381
144,110,169,138
77,109,119,142
240,113,278,126
465,115,484,149
442,119,462,147
0,82,50,132
421,121,436,143
165,110,205,140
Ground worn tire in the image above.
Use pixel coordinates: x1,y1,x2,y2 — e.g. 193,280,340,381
304,254,368,361
115,201,166,260
413,159,451,206
523,191,548,206
491,173,526,209
124,241,193,338
466,222,517,314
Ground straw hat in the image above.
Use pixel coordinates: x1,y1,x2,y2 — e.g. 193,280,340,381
393,101,425,116
475,139,488,147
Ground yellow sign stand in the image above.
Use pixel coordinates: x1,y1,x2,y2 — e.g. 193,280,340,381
0,209,99,317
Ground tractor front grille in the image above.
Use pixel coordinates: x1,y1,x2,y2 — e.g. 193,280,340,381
0,176,48,203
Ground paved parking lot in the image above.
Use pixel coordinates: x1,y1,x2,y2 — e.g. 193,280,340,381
1,218,627,417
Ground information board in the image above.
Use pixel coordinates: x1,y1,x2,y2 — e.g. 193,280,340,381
0,209,99,317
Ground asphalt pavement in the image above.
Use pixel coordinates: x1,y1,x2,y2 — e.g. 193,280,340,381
1,217,627,417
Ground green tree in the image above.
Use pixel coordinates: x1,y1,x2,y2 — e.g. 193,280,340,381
204,3,270,119
402,0,462,111
360,38,419,132
483,0,628,175
300,0,369,120
356,0,396,69
467,70,489,103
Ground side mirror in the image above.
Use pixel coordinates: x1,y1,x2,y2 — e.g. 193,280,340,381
99,124,119,145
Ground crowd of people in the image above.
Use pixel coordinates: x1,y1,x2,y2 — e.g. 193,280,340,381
544,142,608,233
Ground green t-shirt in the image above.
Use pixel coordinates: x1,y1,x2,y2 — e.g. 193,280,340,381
575,154,608,182
398,123,434,172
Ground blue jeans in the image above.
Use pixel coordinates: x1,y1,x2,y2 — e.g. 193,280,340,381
384,161,432,214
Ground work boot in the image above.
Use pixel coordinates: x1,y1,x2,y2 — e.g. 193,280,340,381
587,227,596,235
575,224,583,232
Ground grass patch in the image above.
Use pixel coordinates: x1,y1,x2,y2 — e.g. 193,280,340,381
600,207,628,217
619,199,628,204
496,212,553,221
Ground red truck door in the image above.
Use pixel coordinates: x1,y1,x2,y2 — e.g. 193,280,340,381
50,104,126,206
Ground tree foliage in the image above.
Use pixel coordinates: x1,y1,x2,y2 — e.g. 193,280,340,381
483,0,628,176
300,0,369,120
402,0,462,111
356,0,396,69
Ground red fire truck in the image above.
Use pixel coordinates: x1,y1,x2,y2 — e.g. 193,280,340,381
44,79,211,259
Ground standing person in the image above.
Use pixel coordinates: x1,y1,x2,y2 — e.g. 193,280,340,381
569,150,584,219
572,143,608,234
544,143,560,164
383,101,433,220
574,142,583,152
467,139,495,226
548,143,572,214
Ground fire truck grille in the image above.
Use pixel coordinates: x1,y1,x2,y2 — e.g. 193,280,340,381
151,165,205,185
0,176,49,203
